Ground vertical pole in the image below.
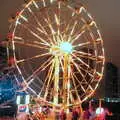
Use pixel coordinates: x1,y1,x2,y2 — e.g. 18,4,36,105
63,54,70,112
67,56,71,113
99,99,102,108
63,54,68,109
54,56,59,106
16,95,21,105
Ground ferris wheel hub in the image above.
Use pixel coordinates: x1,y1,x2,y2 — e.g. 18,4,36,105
50,42,73,56
60,42,73,54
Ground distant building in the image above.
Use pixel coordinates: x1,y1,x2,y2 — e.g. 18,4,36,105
0,46,7,69
105,62,119,98
118,69,120,97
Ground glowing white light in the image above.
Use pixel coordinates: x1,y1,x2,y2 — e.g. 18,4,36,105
60,42,73,54
96,107,104,115
25,95,30,104
39,107,42,112
16,95,21,104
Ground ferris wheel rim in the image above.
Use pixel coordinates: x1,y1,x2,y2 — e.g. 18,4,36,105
8,0,105,107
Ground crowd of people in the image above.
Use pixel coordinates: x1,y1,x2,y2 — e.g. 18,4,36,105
17,106,111,120
0,104,112,120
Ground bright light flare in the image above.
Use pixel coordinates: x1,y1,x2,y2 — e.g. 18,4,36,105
96,107,104,115
60,42,73,54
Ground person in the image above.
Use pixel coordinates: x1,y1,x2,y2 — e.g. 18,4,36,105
95,107,112,120
72,108,79,120
89,107,96,120
81,108,91,120
16,112,28,120
59,109,66,120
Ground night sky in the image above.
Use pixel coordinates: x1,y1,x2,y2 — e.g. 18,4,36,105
83,0,120,69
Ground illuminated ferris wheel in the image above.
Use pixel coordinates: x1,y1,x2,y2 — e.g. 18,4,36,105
8,0,105,108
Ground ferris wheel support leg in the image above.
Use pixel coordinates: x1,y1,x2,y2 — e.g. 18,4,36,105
63,54,71,112
53,56,59,107
67,56,71,114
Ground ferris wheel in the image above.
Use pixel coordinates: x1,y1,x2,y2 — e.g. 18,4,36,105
8,0,105,109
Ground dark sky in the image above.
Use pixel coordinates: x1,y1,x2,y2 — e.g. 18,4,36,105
0,0,120,69
83,0,120,69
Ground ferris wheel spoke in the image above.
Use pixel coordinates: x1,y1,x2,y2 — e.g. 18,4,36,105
19,10,51,45
71,20,95,44
18,24,50,46
74,50,104,63
73,71,93,94
36,76,44,85
28,86,38,95
54,10,64,43
65,20,78,38
43,17,57,44
89,31,96,41
71,28,86,44
79,65,94,78
72,58,94,83
67,20,78,42
73,69,88,87
42,0,46,7
92,71,103,82
32,40,50,47
27,7,54,45
37,56,53,72
96,38,103,44
23,18,46,35
73,41,91,48
26,56,53,83
74,59,94,78
73,38,103,50
72,72,86,93
31,80,43,91
32,0,39,9
62,7,86,40
16,53,50,64
87,21,99,40
43,61,55,100
42,9,58,44
51,1,75,39
18,14,28,22
41,57,54,71
69,91,75,104
88,85,94,92
57,1,61,33
27,60,53,86
59,58,64,72
31,25,53,45
14,40,49,50
71,72,82,103
71,59,85,79
72,53,89,68
74,50,96,61
29,61,53,86
62,11,77,38
54,13,60,35
40,67,54,98
39,60,55,98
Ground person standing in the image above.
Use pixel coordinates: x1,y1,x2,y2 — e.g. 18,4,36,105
72,108,79,120
59,109,67,120
81,108,91,120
